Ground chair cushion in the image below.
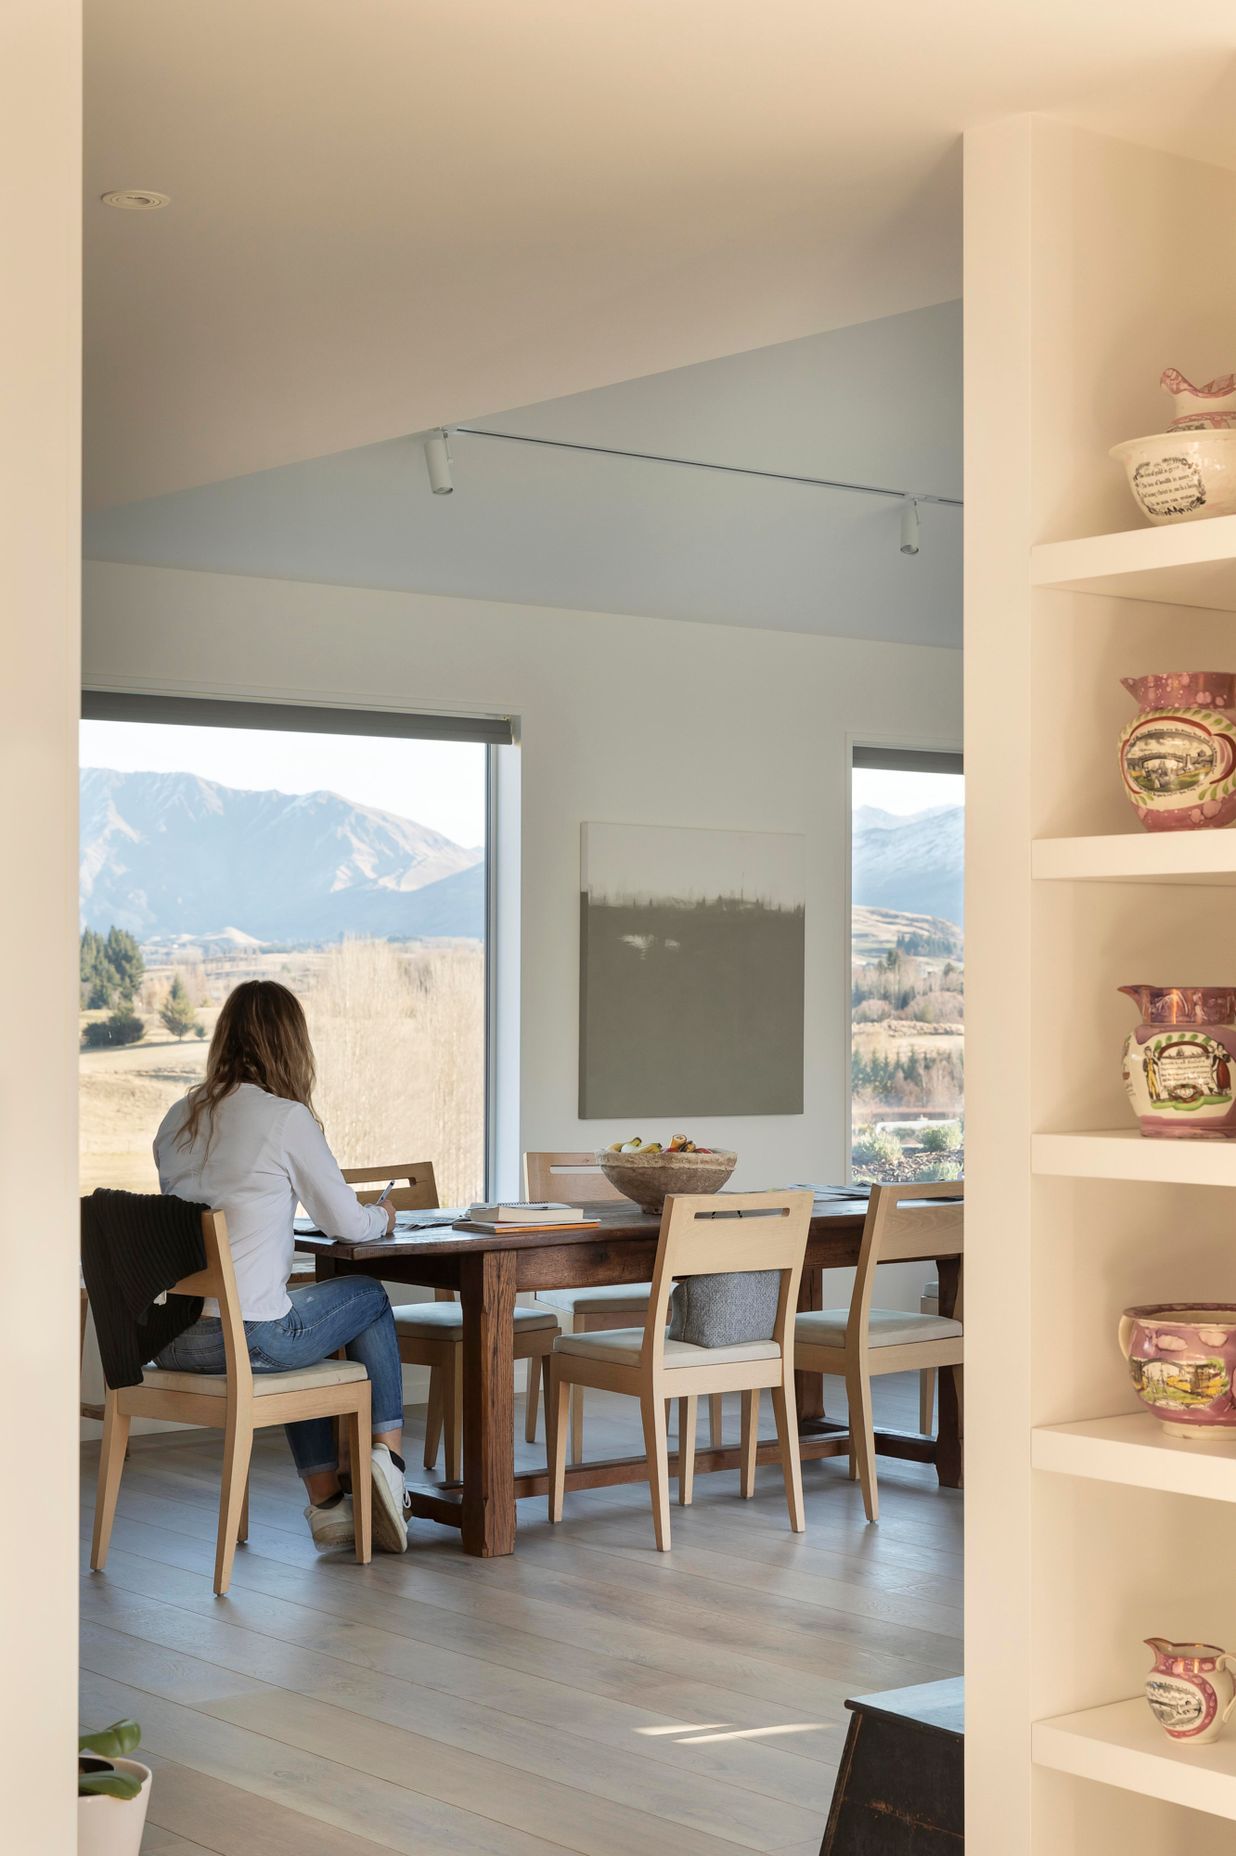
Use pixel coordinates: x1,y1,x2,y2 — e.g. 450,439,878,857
392,1302,559,1337
140,1359,368,1396
669,1271,780,1348
537,1283,653,1315
555,1327,781,1369
795,1307,963,1349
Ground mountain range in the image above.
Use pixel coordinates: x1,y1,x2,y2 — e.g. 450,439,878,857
852,804,963,926
80,768,484,946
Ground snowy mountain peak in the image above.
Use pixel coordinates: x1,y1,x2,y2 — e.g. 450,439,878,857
853,804,963,927
79,768,484,945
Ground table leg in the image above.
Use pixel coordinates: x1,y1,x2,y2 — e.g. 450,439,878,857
795,1265,825,1423
460,1247,517,1556
934,1255,963,1488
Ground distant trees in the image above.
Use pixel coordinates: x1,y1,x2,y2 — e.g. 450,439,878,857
852,946,965,1019
851,1043,964,1111
80,927,148,1049
159,973,199,1041
80,926,145,1009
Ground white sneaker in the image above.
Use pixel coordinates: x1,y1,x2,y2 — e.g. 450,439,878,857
305,1493,355,1553
370,1443,411,1553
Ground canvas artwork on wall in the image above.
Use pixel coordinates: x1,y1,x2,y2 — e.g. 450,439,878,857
579,821,805,1117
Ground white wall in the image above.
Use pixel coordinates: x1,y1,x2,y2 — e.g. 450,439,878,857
84,559,962,1179
2,4,81,1850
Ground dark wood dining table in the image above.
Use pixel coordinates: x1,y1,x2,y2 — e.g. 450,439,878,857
301,1192,963,1556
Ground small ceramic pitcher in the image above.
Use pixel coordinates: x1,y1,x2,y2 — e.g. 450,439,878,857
1162,368,1236,431
1144,1639,1236,1743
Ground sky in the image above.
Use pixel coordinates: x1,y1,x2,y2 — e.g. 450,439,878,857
852,766,964,816
79,719,487,847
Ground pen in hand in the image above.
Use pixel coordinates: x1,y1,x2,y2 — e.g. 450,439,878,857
375,1179,397,1234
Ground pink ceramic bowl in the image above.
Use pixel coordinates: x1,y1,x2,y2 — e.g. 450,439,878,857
1119,1304,1236,1436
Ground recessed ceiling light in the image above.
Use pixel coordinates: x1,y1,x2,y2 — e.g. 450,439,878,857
101,189,170,211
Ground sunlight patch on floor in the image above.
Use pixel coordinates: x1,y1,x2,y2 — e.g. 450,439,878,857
635,1720,831,1744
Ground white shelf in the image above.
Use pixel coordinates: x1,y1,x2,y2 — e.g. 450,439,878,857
1032,1130,1236,1187
1033,1413,1236,1502
1034,1697,1236,1820
1032,516,1236,611
1033,833,1236,886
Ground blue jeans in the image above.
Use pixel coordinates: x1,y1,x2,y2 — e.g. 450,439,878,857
155,1276,404,1476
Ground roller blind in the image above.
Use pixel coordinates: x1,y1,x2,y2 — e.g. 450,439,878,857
81,690,513,747
852,745,963,775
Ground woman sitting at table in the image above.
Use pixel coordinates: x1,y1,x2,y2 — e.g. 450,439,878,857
151,978,411,1555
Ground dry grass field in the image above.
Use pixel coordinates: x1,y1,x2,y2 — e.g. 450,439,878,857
80,939,485,1203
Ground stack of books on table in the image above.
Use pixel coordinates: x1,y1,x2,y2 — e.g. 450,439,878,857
458,1202,601,1233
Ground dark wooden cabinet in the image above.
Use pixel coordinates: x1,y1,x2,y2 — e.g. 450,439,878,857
820,1677,963,1853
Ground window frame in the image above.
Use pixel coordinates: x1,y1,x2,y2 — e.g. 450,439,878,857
80,687,502,1199
846,738,964,1185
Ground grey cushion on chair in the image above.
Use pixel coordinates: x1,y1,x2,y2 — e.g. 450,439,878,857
668,1270,781,1348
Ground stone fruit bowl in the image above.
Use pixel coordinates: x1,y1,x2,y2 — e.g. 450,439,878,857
597,1147,737,1214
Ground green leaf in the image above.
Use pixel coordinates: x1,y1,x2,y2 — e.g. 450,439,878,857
79,1719,141,1760
78,1771,143,1802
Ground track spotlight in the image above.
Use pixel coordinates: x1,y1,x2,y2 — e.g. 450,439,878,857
899,499,920,556
424,429,453,495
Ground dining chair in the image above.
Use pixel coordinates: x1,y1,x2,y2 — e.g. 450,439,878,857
88,1202,373,1595
526,1150,726,1462
547,1189,813,1551
919,1279,940,1434
794,1182,963,1522
80,1286,105,1423
342,1162,561,1475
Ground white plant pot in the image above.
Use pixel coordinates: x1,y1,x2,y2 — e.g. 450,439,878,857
77,1760,152,1856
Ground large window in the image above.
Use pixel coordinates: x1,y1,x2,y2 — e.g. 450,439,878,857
79,698,501,1205
850,747,964,1184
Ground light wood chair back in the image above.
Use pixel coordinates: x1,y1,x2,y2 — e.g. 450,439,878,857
527,1152,672,1467
851,1182,964,1338
793,1179,964,1524
342,1161,439,1212
524,1151,625,1204
164,1206,252,1389
87,1197,373,1592
642,1188,814,1373
546,1188,814,1549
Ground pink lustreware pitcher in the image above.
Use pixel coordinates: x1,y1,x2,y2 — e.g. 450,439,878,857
1144,1640,1236,1743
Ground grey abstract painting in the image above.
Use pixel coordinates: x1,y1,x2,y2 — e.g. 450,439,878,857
579,822,805,1117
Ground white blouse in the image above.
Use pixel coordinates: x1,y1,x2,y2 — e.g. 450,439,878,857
154,1082,387,1320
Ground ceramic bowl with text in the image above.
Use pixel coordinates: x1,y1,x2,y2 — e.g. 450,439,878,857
1112,430,1236,526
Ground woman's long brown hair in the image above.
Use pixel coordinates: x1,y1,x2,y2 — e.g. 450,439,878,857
178,979,320,1149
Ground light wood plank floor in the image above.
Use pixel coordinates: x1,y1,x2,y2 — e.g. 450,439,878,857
80,1378,962,1856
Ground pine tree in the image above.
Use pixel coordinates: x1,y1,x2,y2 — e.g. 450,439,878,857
80,929,112,1008
105,926,145,1004
159,973,198,1041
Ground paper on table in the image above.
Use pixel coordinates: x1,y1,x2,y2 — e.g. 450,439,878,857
294,1210,461,1239
787,1182,873,1200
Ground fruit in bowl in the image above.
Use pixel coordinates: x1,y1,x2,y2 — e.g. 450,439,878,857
598,1135,737,1214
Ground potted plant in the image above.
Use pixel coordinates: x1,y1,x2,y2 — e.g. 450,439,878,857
78,1719,152,1856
